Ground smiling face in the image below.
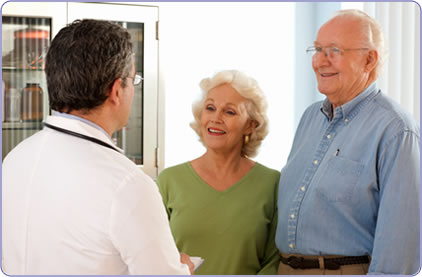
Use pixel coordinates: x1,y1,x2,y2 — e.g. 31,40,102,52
200,83,253,155
312,16,375,108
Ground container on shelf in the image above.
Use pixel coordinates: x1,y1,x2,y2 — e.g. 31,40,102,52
21,83,43,121
2,28,49,69
5,88,21,122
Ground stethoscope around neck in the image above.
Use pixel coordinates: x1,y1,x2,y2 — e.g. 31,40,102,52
43,122,120,153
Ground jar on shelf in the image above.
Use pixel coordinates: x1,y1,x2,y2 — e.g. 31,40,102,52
21,83,43,121
5,87,21,122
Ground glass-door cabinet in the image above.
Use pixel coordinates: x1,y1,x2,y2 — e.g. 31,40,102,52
2,2,160,178
2,17,50,158
2,2,66,161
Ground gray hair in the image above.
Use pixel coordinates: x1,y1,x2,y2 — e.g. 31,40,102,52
333,9,386,78
190,70,269,158
45,19,133,113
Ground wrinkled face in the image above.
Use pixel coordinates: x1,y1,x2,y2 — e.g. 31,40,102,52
312,17,371,106
200,83,253,154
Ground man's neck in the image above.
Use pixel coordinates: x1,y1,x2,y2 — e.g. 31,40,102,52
69,109,114,137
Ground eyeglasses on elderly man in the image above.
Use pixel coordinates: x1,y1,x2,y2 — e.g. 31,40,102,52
306,46,369,59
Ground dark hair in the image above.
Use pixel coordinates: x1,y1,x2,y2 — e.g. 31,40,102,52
45,19,133,113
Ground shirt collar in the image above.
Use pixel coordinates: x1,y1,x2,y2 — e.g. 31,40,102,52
320,82,379,122
53,111,112,139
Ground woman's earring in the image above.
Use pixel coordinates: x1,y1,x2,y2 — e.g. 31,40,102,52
244,135,249,145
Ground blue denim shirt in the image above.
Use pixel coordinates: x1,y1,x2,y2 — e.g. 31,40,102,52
276,83,420,274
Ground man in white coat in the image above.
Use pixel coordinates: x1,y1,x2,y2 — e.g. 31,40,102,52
2,19,193,275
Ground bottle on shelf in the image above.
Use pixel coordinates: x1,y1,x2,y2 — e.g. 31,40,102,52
21,83,43,121
5,87,21,122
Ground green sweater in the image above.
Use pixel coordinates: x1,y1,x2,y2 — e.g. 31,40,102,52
156,162,280,275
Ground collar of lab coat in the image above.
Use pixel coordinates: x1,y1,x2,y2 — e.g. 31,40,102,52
44,115,124,153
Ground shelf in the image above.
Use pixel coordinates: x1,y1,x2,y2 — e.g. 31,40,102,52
2,66,45,71
2,121,44,130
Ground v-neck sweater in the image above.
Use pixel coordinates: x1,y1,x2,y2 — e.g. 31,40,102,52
156,162,280,275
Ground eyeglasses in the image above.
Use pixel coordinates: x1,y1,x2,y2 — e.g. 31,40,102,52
306,46,369,59
127,74,143,86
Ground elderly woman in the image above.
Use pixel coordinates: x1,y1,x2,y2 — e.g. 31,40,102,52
156,70,280,275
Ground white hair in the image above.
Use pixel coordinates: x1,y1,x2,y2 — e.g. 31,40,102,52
190,70,269,158
332,9,386,78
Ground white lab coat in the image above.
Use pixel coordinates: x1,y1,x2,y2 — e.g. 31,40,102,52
2,115,190,275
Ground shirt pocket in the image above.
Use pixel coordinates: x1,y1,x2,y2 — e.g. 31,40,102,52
315,156,364,203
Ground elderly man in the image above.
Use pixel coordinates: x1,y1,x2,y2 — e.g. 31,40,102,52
276,9,419,275
2,19,193,275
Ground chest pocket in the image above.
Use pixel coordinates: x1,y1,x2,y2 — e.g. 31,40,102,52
315,156,364,203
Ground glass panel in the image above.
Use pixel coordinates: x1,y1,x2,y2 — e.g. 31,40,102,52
112,21,144,165
2,16,51,160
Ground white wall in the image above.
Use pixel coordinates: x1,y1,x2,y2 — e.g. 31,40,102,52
129,1,420,174
154,2,295,171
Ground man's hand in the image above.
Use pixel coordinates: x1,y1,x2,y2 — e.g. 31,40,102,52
180,252,194,275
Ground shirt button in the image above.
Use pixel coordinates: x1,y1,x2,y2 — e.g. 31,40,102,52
290,214,295,219
327,134,331,139
313,160,319,165
300,186,306,192
289,243,295,249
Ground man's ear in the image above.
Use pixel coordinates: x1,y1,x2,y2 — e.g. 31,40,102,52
108,78,122,105
365,50,378,73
